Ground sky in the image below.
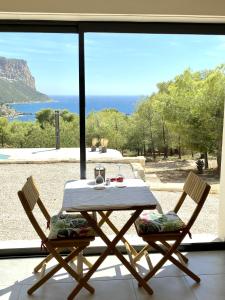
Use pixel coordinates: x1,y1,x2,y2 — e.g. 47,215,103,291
0,32,224,96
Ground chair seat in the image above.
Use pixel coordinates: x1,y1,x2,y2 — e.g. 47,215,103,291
135,211,185,235
48,213,95,239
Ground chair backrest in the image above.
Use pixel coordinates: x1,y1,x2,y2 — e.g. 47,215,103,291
21,176,40,211
183,171,210,204
18,176,50,241
174,171,211,233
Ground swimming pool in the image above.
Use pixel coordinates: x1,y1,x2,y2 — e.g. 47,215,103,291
0,154,10,160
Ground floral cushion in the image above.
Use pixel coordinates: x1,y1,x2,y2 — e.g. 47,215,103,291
135,211,185,235
48,214,95,239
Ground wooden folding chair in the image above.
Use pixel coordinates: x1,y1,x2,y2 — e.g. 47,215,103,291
134,171,211,284
18,176,95,297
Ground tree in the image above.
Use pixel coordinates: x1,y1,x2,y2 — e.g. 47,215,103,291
23,122,55,148
35,109,55,128
86,109,128,151
60,110,76,123
133,99,156,157
8,121,30,148
0,117,9,147
162,70,202,159
196,66,225,172
60,116,80,147
126,112,147,156
131,66,225,170
150,84,172,159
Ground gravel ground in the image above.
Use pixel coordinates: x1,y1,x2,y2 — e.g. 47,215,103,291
0,162,219,241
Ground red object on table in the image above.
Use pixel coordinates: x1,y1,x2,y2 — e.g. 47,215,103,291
110,177,124,182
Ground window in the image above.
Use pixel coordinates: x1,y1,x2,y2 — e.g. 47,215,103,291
0,22,224,254
0,31,80,246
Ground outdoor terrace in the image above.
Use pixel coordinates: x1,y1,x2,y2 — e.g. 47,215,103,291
0,148,220,248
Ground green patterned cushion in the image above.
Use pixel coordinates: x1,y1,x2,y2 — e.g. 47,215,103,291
48,214,95,239
136,211,185,235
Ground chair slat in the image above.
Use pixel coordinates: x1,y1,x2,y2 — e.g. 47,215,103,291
183,172,208,204
22,176,39,210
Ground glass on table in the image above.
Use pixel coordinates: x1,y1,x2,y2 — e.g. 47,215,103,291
94,163,105,184
95,169,104,185
116,163,124,184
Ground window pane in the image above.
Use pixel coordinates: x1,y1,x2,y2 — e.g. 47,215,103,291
85,33,222,241
0,32,80,245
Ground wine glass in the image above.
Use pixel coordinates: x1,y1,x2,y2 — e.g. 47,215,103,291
116,164,124,183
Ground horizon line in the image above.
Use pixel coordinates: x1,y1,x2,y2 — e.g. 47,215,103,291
48,94,148,97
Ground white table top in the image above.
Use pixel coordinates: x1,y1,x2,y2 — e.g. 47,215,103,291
62,179,158,211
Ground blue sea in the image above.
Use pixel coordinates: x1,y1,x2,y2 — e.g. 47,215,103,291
10,95,144,122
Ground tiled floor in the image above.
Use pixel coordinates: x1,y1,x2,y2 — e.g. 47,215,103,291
0,251,225,300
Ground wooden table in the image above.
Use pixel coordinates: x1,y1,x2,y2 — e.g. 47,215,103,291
61,178,158,299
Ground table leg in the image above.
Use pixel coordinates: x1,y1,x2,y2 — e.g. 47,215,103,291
97,211,138,256
98,211,112,227
67,209,153,300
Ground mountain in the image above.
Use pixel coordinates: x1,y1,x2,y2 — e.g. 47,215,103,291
0,57,51,103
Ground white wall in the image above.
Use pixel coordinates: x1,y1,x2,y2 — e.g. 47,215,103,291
0,0,225,21
219,106,225,240
0,0,224,15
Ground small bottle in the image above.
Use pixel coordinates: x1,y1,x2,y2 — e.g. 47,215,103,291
105,178,110,186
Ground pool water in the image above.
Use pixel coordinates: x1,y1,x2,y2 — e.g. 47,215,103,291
0,154,10,160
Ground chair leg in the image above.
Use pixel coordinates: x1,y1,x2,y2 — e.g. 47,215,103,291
133,245,150,263
28,249,80,295
28,246,95,295
98,211,138,256
132,242,188,266
72,254,93,270
68,246,93,271
125,242,136,268
144,250,154,271
161,241,188,264
77,251,84,277
139,239,182,284
33,253,54,273
143,241,200,283
33,248,63,273
34,247,93,275
50,246,95,293
82,256,93,269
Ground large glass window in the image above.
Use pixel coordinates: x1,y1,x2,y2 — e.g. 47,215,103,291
0,32,80,244
0,25,224,251
84,32,223,241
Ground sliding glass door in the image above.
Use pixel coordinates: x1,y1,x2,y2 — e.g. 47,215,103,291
0,22,225,253
84,32,223,241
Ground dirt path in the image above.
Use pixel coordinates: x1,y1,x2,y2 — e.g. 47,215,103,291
145,159,220,185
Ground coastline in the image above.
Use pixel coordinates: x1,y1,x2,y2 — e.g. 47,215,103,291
0,99,54,120
5,99,56,105
4,98,56,120
4,95,141,122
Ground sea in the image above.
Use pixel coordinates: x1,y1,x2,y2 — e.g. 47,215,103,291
10,95,144,122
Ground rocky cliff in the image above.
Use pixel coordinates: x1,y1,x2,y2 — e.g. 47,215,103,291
0,57,35,89
0,57,51,103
